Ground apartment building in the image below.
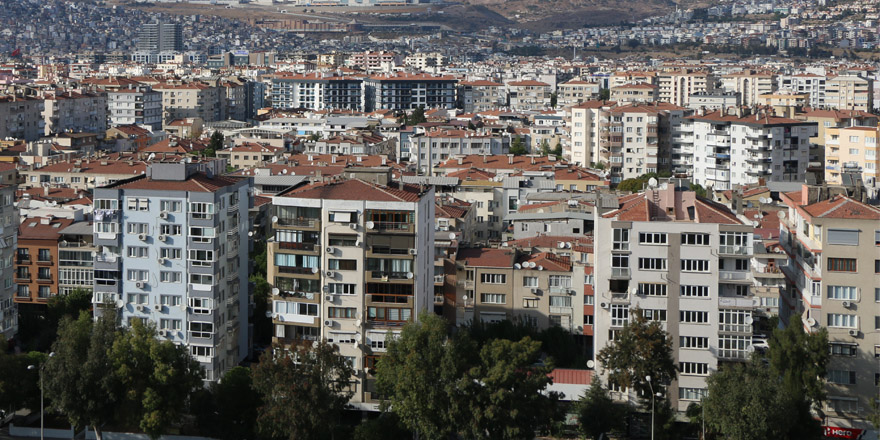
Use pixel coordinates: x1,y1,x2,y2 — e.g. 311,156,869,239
594,184,758,412
270,73,364,111
107,86,162,130
720,71,776,107
758,92,809,118
42,91,107,136
363,73,456,112
687,92,741,111
0,96,45,141
411,129,510,174
657,71,715,107
267,177,434,410
824,126,879,188
216,142,284,170
15,216,75,306
610,83,658,104
137,21,182,53
825,75,873,112
779,74,827,108
403,52,445,70
507,80,552,111
779,187,880,424
347,51,400,71
0,185,18,340
687,111,818,191
153,83,221,124
20,157,149,190
558,79,600,107
91,162,252,382
507,199,594,240
457,80,505,113
570,100,617,166
602,102,690,182
455,248,585,332
57,221,96,296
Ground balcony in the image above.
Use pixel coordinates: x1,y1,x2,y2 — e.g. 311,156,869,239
16,256,31,265
610,267,630,279
276,241,318,252
719,271,750,283
37,276,53,284
36,258,53,266
718,349,750,361
14,275,30,283
433,274,445,284
277,266,319,276
368,271,412,282
719,245,750,256
369,222,414,234
550,306,573,315
275,218,320,230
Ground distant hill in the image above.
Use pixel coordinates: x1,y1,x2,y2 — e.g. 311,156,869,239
457,0,674,31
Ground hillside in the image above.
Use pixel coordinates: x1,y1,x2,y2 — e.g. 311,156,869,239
459,0,675,30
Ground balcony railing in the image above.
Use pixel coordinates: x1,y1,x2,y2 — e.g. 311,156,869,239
719,245,750,255
278,242,317,251
370,271,410,280
277,266,318,275
433,275,444,284
719,270,749,281
276,218,319,228
370,222,414,233
611,267,631,278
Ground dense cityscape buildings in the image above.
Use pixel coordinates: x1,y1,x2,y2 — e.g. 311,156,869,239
0,0,880,437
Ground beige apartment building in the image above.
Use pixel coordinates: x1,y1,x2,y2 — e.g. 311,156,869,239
217,142,284,170
0,95,45,141
721,71,777,107
569,100,617,167
825,75,873,112
657,71,715,107
42,91,107,136
824,126,879,187
610,83,659,104
558,79,600,107
507,80,552,111
758,92,809,118
780,187,880,428
457,80,505,113
153,83,220,124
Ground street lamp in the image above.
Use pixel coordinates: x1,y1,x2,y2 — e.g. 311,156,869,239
645,375,662,440
27,352,55,440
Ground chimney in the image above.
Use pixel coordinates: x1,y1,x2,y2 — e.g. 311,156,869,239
43,186,49,197
331,155,337,164
381,156,387,165
457,157,463,165
508,153,514,164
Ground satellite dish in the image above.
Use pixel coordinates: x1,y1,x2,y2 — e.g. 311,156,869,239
271,216,279,223
462,295,468,301
586,360,595,369
311,267,319,274
271,288,280,295
366,221,375,229
514,263,522,270
745,316,754,325
312,340,319,349
406,272,414,279
529,262,536,268
537,265,543,271
565,242,572,249
248,231,254,237
355,319,362,327
753,214,761,219
776,211,786,220
265,311,273,318
648,177,658,188
449,232,456,240
355,333,362,341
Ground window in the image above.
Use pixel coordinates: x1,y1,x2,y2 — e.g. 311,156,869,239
549,296,571,307
828,398,859,413
274,301,319,316
189,202,215,219
523,298,539,308
643,309,666,322
638,257,667,270
827,285,857,300
329,259,357,271
189,322,214,338
549,275,572,288
612,228,630,250
95,199,118,210
127,223,148,235
127,246,148,258
827,258,857,272
328,332,357,344
160,271,182,283
127,270,148,282
679,388,707,401
681,259,710,272
160,200,182,212
639,232,668,245
190,226,216,240
827,313,858,328
126,197,149,211
189,298,213,314
159,319,182,331
191,346,214,358
160,248,182,260
523,277,538,288
160,295,181,306
830,343,858,357
480,273,507,284
328,307,356,319
680,336,709,349
328,283,356,295
680,362,709,376
480,293,506,304
188,250,215,265
329,211,354,223
678,284,710,298
160,224,182,236
827,229,860,246
682,233,709,245
680,310,709,324
611,304,629,327
638,283,667,296
328,235,357,247
189,273,213,285
827,370,857,385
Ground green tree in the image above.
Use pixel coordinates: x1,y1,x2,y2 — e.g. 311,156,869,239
768,323,828,405
206,131,224,157
193,367,261,440
407,106,427,126
0,344,45,413
376,313,473,440
43,313,119,440
252,341,355,440
616,178,644,193
458,337,561,440
596,308,676,401
575,378,628,440
703,358,804,440
540,139,551,156
599,88,611,101
550,92,558,108
509,136,528,155
552,141,563,157
690,183,708,198
109,319,203,439
468,121,477,131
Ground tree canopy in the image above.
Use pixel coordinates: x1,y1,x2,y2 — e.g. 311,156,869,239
509,136,528,156
575,378,628,440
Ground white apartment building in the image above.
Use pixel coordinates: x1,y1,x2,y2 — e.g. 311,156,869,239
92,162,252,382
108,86,162,130
825,75,874,112
779,188,880,426
595,184,758,412
657,71,715,107
720,71,776,107
687,111,818,191
0,186,18,340
268,177,434,411
570,101,616,167
779,74,827,108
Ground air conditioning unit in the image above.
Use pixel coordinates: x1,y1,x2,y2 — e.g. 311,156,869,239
159,329,167,336
349,223,358,230
325,295,333,302
159,211,168,219
326,246,335,254
568,289,577,295
158,235,167,242
136,281,145,289
324,320,333,327
600,302,609,309
530,287,538,294
848,329,859,337
138,233,147,241
841,301,851,308
135,304,144,312
408,248,417,255
154,304,162,311
157,257,166,265
325,271,335,278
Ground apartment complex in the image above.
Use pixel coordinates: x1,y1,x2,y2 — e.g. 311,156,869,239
825,75,873,112
457,80,505,113
779,188,880,422
507,80,553,111
720,71,776,107
15,216,75,305
557,79,599,107
570,100,616,166
136,21,183,53
153,83,221,124
595,184,758,412
267,177,434,410
657,71,715,107
363,73,456,112
0,185,18,340
270,73,365,111
824,126,879,187
42,91,107,136
686,111,818,191
411,129,510,174
107,86,163,130
0,96,45,141
91,162,252,382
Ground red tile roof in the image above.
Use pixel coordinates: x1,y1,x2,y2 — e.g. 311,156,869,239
110,172,240,193
19,217,75,240
457,248,515,268
801,195,880,220
279,179,425,202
